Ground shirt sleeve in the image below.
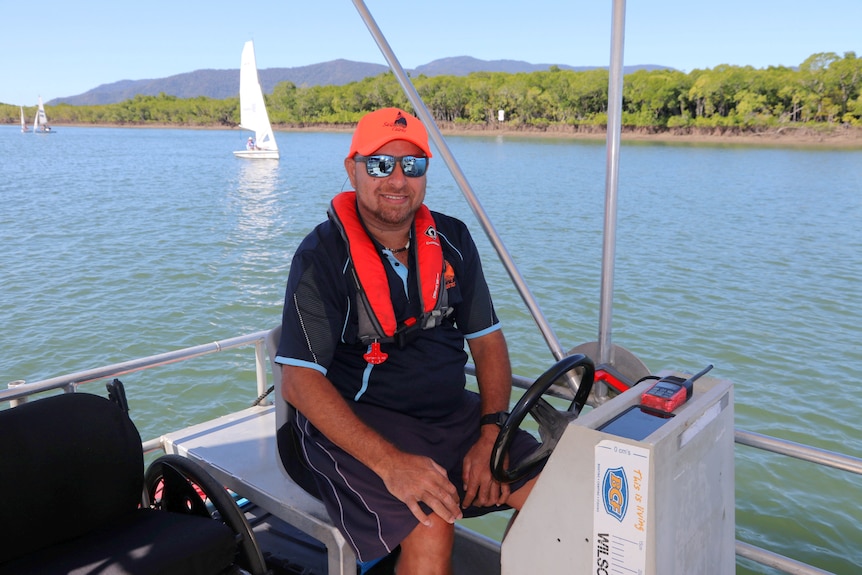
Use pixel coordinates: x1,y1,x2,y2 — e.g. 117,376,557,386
437,214,501,338
276,225,350,374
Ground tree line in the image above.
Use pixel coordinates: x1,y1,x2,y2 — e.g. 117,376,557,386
3,52,860,131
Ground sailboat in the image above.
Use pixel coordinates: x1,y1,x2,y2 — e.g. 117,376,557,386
233,40,279,159
20,106,29,133
33,96,54,134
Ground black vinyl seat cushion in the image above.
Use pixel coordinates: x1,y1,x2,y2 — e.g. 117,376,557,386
0,393,237,575
0,509,236,575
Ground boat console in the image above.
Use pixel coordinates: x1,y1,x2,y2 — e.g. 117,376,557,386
501,371,735,575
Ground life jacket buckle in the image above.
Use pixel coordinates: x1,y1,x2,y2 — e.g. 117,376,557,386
394,317,421,349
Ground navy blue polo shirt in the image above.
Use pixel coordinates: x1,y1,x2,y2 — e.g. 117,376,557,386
276,210,500,420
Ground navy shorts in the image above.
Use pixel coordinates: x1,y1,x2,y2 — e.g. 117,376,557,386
293,390,543,562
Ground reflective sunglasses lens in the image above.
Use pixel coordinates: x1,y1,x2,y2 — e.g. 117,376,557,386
359,155,428,178
401,156,428,177
365,155,396,177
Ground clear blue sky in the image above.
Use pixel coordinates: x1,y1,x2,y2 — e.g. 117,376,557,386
3,0,860,106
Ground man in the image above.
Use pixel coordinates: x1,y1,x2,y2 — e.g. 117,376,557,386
276,108,542,574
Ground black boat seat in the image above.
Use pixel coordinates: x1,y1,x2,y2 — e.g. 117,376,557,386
0,392,238,575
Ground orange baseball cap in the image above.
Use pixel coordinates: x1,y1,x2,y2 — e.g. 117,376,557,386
347,108,433,158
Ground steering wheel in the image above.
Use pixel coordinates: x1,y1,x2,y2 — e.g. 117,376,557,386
144,454,268,575
491,354,595,484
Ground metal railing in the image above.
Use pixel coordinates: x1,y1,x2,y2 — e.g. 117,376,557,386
6,332,859,575
0,330,271,406
732,431,861,575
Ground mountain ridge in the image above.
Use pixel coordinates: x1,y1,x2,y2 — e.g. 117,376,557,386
50,56,670,106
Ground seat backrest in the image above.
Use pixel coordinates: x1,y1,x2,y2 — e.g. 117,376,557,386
265,323,293,481
0,393,143,562
265,324,286,433
265,324,321,498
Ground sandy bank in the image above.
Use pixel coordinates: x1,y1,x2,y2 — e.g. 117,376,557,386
282,122,862,149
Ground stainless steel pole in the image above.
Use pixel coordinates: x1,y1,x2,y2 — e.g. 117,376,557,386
595,0,627,399
351,0,579,393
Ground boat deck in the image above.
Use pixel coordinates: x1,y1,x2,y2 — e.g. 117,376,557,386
243,503,329,575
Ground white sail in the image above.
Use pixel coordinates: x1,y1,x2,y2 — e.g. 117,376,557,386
33,96,53,133
20,106,29,132
234,40,279,159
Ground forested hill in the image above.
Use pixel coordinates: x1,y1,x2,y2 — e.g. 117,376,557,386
9,52,855,136
49,56,669,106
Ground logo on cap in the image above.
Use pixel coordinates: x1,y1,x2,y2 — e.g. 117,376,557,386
383,111,409,132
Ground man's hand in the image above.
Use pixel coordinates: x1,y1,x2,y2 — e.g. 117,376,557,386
379,452,464,527
463,329,514,508
461,427,510,509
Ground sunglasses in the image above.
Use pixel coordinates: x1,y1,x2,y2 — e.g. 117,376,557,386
354,154,428,178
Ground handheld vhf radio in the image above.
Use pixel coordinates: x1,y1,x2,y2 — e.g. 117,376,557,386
640,364,714,414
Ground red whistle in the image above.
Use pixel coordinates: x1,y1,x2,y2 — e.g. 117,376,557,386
363,341,388,365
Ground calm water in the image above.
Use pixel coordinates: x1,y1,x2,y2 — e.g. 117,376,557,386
2,126,861,573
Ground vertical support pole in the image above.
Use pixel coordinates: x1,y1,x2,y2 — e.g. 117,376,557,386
596,0,627,400
6,380,27,407
254,339,269,402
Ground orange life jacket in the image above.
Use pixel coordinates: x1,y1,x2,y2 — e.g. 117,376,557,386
328,192,453,349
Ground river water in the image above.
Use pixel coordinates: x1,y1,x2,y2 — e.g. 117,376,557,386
1,126,860,573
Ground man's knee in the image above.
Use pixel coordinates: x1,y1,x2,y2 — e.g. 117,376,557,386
402,513,455,549
507,475,540,511
398,514,455,574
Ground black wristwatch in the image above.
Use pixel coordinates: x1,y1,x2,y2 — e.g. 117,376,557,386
480,411,509,428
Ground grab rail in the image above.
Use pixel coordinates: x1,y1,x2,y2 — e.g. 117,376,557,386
6,332,857,575
0,330,271,405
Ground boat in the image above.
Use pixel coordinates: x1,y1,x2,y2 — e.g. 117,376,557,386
233,40,279,160
20,106,29,132
32,96,54,133
2,2,860,575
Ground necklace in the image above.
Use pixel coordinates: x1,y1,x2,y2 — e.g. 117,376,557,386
383,240,410,254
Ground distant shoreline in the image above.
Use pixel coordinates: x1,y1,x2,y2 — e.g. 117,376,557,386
298,123,862,149
35,122,862,149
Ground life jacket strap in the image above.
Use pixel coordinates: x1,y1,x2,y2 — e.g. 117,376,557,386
329,191,454,350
